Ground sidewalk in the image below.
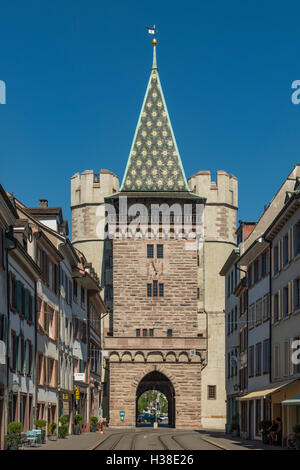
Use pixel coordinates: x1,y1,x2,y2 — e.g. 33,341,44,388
22,431,114,451
199,430,286,451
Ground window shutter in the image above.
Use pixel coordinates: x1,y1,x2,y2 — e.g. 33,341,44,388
9,272,12,308
3,315,7,343
16,335,20,373
29,342,32,376
290,338,295,376
289,281,293,314
16,281,22,314
289,228,293,261
24,289,29,320
278,290,282,320
25,340,29,375
44,356,47,385
271,295,274,324
44,304,49,335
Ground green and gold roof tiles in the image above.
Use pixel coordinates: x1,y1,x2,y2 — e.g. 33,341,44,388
120,44,190,193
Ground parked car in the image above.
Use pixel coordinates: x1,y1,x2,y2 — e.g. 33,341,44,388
137,413,163,424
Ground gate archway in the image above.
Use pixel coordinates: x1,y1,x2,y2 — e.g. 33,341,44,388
136,370,175,427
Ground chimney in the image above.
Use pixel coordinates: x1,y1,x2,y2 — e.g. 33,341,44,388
39,199,48,208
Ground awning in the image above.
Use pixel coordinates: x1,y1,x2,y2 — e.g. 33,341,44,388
282,395,300,406
237,379,297,401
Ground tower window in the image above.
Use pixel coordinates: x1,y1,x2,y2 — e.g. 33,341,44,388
136,329,140,337
147,245,154,258
167,329,172,337
149,329,154,337
157,245,163,258
208,385,216,400
93,173,100,184
143,329,147,337
159,283,164,297
153,280,158,297
147,283,152,297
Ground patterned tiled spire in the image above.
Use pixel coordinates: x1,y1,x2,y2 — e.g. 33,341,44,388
120,40,190,192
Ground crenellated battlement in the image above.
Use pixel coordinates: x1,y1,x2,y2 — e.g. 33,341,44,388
71,169,119,208
188,170,238,207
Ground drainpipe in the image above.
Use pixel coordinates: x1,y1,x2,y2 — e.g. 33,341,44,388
5,227,17,434
202,239,208,369
263,238,272,384
33,281,37,427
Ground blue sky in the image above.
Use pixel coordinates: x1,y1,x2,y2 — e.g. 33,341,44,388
1,0,300,232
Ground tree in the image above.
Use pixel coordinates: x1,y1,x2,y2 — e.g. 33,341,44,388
137,391,168,414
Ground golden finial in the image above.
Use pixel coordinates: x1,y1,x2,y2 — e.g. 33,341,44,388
152,38,157,46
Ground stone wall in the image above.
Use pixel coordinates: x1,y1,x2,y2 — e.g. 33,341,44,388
109,363,202,429
113,238,198,337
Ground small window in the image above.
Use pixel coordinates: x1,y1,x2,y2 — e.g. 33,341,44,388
143,329,147,337
197,288,199,299
208,385,216,400
149,329,154,337
157,245,163,258
153,280,158,297
109,256,113,268
147,283,152,297
283,234,289,266
147,245,154,258
167,329,172,337
136,329,140,337
93,173,100,184
159,283,164,297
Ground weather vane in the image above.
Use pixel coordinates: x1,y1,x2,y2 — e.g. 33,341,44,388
146,24,158,45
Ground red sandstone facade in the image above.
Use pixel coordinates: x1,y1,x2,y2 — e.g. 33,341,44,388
106,237,206,429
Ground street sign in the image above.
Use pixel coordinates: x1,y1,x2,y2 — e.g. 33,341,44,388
74,372,85,382
120,411,125,421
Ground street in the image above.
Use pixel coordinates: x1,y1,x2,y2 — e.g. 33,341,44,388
94,429,220,451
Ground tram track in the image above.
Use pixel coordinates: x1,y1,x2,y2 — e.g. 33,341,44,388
94,430,222,451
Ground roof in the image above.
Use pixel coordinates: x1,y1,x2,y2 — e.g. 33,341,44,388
106,191,205,202
264,189,300,240
26,207,63,225
120,43,190,193
0,184,18,220
219,248,240,276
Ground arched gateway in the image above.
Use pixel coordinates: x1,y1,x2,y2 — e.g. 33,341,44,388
136,371,175,427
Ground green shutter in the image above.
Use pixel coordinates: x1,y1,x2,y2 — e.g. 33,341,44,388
25,340,29,375
24,289,29,320
9,273,12,308
16,335,20,373
16,281,22,314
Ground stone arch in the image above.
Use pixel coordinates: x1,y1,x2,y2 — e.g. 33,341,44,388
178,351,189,362
109,351,120,362
134,351,146,363
165,351,177,362
146,351,164,363
121,351,132,362
132,364,179,397
135,367,177,428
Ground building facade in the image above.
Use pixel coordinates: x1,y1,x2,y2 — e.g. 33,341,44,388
222,165,300,445
71,40,238,430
